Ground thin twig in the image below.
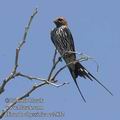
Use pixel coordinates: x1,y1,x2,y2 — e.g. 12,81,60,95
53,49,57,65
47,51,73,82
0,8,38,95
16,72,46,81
47,54,62,81
52,56,90,80
0,78,69,119
0,9,70,119
67,51,99,72
0,82,47,119
16,72,68,87
47,51,93,82
0,7,106,119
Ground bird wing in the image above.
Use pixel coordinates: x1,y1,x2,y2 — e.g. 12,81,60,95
51,26,86,101
51,26,76,60
51,26,77,78
63,27,75,52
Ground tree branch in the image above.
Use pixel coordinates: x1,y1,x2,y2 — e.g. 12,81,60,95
52,54,91,80
53,49,57,65
0,7,107,119
0,9,70,119
0,8,38,94
0,73,69,119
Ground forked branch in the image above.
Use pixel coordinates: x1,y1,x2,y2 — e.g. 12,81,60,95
0,8,112,119
0,8,38,94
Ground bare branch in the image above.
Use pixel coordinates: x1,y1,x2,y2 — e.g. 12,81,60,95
0,78,69,119
0,82,47,119
47,54,62,82
0,40,99,119
16,72,46,81
0,7,104,119
16,72,68,87
47,50,94,82
67,51,99,72
47,51,74,82
0,8,38,95
0,9,70,119
52,55,91,80
13,8,38,72
55,82,70,88
53,49,57,65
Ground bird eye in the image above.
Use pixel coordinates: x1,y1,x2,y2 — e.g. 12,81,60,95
58,18,63,21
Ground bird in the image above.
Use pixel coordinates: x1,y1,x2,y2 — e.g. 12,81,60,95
50,17,113,102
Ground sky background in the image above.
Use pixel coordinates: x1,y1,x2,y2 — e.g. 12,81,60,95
0,0,120,120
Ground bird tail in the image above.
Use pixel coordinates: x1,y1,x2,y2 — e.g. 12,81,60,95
73,78,86,102
74,62,113,96
68,67,86,102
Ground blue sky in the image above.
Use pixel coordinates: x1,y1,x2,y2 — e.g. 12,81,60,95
0,0,120,120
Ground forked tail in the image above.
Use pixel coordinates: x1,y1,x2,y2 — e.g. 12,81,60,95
75,62,113,96
73,78,86,102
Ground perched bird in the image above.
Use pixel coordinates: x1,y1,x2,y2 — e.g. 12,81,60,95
50,17,113,102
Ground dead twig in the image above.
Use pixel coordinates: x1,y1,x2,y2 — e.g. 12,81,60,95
53,49,57,65
0,8,102,119
66,51,99,72
0,8,38,94
0,75,69,119
52,55,91,80
16,72,68,87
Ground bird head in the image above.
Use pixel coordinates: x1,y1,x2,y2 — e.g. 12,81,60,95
53,17,68,27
